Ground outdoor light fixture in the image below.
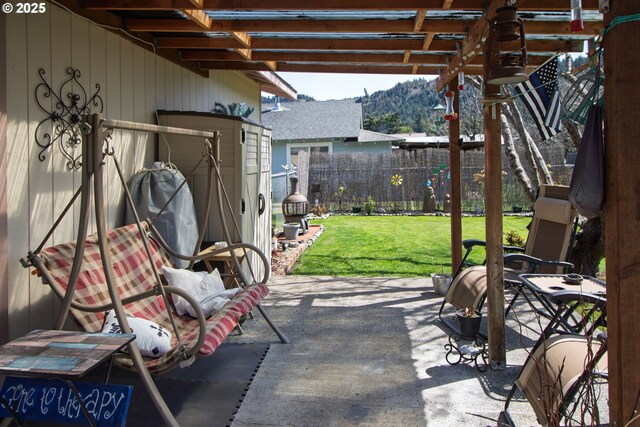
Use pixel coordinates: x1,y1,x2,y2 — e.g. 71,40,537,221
458,72,465,91
570,0,584,32
486,5,528,86
444,90,458,121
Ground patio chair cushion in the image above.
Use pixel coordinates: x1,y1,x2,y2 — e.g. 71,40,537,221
445,266,521,310
515,334,607,425
37,222,269,373
534,197,573,225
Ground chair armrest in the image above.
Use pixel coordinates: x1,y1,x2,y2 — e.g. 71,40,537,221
503,253,574,273
548,290,606,308
462,239,486,250
503,245,525,254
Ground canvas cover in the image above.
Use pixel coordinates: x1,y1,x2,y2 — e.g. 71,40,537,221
569,104,605,219
126,162,198,268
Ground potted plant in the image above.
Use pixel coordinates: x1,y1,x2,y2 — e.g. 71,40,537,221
456,307,482,339
351,205,362,214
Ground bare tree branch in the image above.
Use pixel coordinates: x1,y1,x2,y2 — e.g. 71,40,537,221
504,101,554,185
501,113,536,201
562,118,582,149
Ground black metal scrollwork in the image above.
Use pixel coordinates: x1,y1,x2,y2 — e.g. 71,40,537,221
34,67,103,170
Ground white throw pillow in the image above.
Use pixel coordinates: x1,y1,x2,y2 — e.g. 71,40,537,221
163,266,241,318
102,310,172,358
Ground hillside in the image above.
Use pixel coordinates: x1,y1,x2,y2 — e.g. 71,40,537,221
360,78,484,136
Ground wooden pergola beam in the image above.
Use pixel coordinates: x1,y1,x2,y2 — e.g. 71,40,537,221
436,0,504,91
156,37,246,49
84,0,205,9
128,17,599,35
84,0,601,10
255,37,582,52
180,50,552,67
214,19,464,33
182,9,212,29
199,61,484,75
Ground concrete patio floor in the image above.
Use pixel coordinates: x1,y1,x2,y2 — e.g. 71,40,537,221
225,275,560,427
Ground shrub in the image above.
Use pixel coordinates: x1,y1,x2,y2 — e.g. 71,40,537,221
505,229,525,247
311,204,327,216
364,196,376,215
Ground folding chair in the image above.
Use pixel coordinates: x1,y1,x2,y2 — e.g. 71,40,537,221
454,185,578,277
503,291,608,426
439,186,577,334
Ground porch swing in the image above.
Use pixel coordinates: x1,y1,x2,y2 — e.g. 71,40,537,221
20,113,288,427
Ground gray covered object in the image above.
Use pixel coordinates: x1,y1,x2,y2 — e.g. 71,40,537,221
125,162,199,268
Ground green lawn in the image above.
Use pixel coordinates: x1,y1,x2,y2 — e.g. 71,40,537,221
293,215,532,277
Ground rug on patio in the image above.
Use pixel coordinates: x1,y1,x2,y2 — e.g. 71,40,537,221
114,343,270,427
21,342,270,427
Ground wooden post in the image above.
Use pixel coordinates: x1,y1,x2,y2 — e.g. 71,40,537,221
603,2,640,424
448,80,462,274
483,45,506,368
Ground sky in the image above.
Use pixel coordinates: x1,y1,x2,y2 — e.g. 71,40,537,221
274,72,436,101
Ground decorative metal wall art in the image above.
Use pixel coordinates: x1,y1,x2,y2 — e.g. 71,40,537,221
35,67,103,170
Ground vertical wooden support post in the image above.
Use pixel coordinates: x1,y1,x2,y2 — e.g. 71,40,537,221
483,51,506,368
448,80,462,274
603,3,640,424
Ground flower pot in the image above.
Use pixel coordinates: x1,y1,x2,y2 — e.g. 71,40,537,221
431,274,452,296
283,223,300,240
512,205,523,213
352,206,362,214
456,309,482,339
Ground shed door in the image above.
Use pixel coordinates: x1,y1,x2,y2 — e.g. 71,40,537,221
241,126,264,278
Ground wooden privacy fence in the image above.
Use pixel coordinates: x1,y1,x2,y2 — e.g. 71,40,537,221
296,149,572,213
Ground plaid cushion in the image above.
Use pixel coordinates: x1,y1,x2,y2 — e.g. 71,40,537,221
38,222,269,372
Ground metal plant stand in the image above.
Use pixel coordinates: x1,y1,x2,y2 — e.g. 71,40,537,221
444,332,488,372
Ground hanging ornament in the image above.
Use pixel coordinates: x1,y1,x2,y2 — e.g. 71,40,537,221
570,0,584,32
444,90,458,121
447,171,451,180
426,179,432,187
391,174,403,186
458,72,465,91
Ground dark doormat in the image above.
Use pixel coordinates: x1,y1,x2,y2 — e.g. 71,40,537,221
19,343,270,427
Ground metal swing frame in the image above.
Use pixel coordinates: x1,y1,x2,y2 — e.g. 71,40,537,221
21,113,288,427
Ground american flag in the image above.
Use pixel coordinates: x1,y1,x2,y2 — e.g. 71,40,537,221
512,56,562,141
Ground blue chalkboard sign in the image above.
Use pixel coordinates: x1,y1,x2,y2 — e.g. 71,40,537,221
0,376,132,427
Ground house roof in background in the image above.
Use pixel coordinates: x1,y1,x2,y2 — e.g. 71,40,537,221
262,99,363,141
358,130,405,143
